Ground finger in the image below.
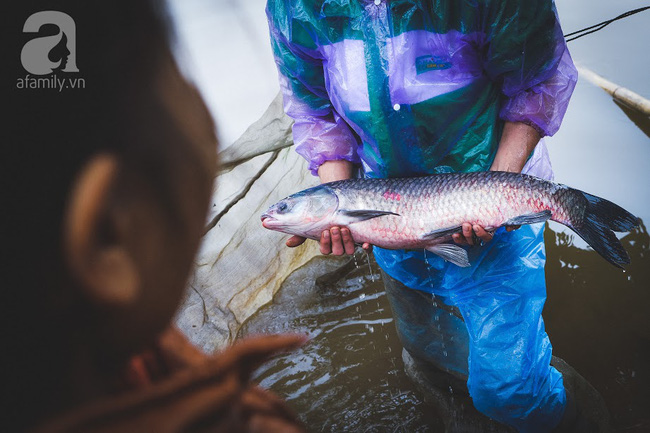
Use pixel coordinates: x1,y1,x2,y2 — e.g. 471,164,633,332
341,228,355,255
286,235,306,248
506,225,521,232
330,227,344,256
452,233,467,246
136,373,240,430
123,355,153,388
473,225,494,243
320,231,331,255
241,386,301,424
139,348,167,381
156,326,206,371
462,223,474,245
214,334,309,374
362,242,372,252
229,334,308,361
248,415,305,433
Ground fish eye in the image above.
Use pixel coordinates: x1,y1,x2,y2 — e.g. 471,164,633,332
277,202,289,213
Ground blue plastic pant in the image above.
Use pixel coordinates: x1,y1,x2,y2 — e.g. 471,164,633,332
376,223,566,432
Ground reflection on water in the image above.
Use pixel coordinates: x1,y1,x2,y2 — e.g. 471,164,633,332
544,220,650,432
240,221,649,432
240,255,445,432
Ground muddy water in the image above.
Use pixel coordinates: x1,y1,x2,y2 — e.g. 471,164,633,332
239,255,446,432
239,2,650,432
544,224,650,431
241,220,649,432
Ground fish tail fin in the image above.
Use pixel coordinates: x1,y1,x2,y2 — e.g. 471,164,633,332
581,192,638,232
570,192,639,268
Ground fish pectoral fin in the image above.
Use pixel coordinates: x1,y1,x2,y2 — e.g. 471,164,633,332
426,243,471,268
504,210,552,226
338,209,399,223
420,225,463,241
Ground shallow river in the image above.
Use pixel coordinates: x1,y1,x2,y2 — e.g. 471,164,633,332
241,220,649,432
239,2,650,431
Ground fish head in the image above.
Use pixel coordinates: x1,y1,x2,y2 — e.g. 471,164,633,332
261,185,339,238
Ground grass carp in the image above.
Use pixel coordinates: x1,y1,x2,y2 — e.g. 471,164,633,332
261,171,639,268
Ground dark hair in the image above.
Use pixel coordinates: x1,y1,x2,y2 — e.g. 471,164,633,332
3,1,215,429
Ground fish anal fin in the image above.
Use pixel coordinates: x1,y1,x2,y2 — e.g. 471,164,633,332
504,210,552,226
426,243,471,268
421,225,463,241
339,209,399,223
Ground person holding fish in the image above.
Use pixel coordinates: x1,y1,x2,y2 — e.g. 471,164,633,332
265,0,611,431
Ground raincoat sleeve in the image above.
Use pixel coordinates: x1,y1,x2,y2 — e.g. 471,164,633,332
482,0,578,137
266,11,360,176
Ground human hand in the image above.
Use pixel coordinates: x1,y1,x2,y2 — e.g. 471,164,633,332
452,223,493,246
113,333,307,433
451,223,520,246
286,227,371,256
121,326,207,389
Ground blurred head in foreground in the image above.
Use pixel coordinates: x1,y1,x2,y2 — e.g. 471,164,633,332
4,1,303,432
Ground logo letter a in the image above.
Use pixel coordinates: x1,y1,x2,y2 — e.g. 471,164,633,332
21,11,79,75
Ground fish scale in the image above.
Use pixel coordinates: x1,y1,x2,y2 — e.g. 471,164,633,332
261,171,638,268
330,172,558,247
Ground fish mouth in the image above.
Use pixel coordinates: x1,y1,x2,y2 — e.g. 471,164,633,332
261,214,291,231
260,213,276,229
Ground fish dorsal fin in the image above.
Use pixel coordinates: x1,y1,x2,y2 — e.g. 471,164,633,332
420,225,463,241
426,243,470,268
338,209,399,224
504,210,552,226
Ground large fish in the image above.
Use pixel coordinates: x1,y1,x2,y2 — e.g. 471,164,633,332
260,171,639,268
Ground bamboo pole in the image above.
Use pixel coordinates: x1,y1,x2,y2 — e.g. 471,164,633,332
578,66,650,116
